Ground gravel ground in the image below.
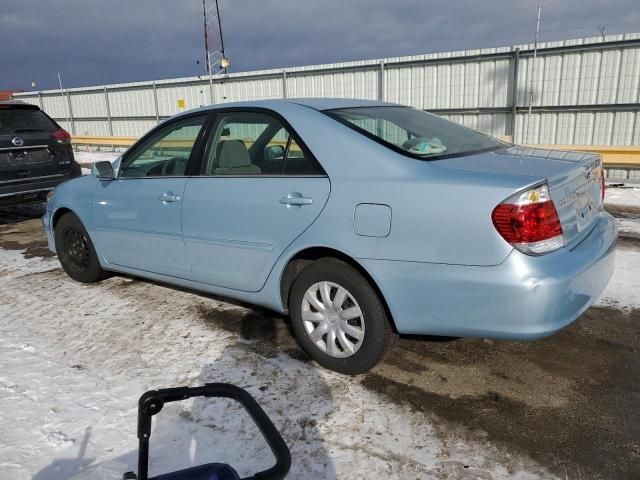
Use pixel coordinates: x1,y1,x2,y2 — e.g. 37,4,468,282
0,194,639,480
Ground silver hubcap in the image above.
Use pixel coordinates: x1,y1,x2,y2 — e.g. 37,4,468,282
301,281,365,358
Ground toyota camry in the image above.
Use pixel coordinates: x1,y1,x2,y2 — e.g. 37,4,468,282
43,99,617,374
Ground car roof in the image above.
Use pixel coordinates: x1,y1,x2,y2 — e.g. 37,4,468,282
193,98,396,113
0,100,39,109
285,98,396,110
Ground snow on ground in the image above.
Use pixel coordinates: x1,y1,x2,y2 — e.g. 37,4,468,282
615,217,640,238
596,248,640,309
603,184,640,206
597,186,640,308
0,247,557,480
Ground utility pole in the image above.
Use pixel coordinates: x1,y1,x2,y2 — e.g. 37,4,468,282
215,0,227,71
202,0,212,103
202,0,229,105
525,4,541,144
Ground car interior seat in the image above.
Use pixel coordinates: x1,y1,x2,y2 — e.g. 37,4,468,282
214,140,261,175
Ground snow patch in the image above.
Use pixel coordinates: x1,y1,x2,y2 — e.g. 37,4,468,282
596,248,640,310
604,185,640,207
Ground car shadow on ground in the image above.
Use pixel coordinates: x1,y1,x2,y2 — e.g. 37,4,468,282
0,203,55,258
31,312,337,479
0,202,46,225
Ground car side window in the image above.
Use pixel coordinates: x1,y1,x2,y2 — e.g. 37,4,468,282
201,112,323,176
120,115,207,178
283,137,323,175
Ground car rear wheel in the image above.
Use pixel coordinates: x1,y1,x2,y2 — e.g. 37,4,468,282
289,258,394,374
55,212,108,283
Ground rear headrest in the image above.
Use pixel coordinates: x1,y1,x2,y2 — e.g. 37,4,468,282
217,140,251,168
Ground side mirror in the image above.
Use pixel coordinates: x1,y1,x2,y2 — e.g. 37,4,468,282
264,144,285,161
93,161,114,180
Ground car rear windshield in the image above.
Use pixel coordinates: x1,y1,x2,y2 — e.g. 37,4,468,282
0,107,58,135
326,106,506,160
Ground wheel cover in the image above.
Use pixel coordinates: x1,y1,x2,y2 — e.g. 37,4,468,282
301,281,365,358
62,227,90,269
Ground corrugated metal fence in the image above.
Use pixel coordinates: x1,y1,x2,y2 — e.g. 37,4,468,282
13,33,640,145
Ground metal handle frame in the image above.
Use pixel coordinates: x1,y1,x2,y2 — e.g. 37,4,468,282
125,383,291,480
279,193,312,206
159,193,181,203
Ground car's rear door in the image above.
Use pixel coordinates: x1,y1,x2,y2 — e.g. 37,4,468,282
92,113,209,278
181,109,330,292
0,104,73,192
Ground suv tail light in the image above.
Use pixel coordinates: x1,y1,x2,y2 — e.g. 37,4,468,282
491,183,563,255
51,128,71,143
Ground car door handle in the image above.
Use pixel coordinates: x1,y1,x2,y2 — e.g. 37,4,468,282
159,192,181,203
280,193,313,206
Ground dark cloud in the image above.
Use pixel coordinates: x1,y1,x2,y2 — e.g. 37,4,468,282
1,0,638,90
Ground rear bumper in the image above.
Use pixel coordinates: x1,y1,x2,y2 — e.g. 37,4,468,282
360,212,617,339
0,168,81,207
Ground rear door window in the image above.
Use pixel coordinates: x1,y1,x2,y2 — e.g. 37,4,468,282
201,111,324,176
0,108,58,135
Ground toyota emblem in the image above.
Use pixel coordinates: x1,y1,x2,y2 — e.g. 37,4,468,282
11,137,24,147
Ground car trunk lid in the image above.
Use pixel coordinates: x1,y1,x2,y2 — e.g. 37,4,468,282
435,145,604,247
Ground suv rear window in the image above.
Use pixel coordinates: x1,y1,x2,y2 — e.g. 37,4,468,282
0,108,58,135
326,106,506,160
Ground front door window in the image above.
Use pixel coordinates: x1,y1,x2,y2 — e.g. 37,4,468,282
120,115,207,178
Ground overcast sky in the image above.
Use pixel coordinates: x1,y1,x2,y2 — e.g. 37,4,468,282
2,0,638,91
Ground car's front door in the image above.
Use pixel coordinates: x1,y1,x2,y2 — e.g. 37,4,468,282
92,114,208,277
181,110,330,292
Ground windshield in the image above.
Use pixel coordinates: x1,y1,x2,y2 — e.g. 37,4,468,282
327,106,506,159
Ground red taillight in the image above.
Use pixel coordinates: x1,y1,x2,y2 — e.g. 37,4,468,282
601,172,606,201
492,183,564,255
51,128,71,142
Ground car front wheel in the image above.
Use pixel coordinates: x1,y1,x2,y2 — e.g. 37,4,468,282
55,212,108,283
289,258,394,374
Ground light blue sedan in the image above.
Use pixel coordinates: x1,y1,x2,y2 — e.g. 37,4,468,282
43,99,617,374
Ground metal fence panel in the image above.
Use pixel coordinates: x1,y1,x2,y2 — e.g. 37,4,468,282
111,119,158,137
70,90,106,118
618,47,640,102
108,88,156,117
221,76,282,102
73,120,110,136
287,70,378,100
39,94,68,119
14,33,640,146
157,83,207,116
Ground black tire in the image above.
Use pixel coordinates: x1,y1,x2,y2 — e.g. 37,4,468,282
54,212,108,283
289,258,395,375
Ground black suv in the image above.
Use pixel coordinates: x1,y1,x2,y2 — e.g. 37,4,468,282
0,101,81,207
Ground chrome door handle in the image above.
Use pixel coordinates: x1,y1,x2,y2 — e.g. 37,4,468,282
280,193,313,206
159,192,181,203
